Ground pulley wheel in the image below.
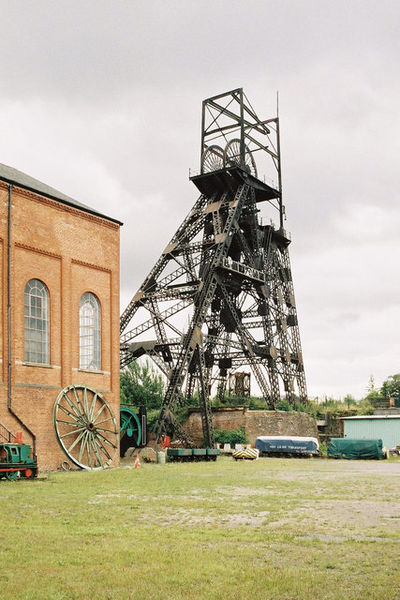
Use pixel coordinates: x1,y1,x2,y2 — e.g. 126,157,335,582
53,384,118,470
201,145,224,173
223,138,257,177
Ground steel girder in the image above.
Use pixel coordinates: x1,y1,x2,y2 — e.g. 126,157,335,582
120,174,307,443
120,90,307,446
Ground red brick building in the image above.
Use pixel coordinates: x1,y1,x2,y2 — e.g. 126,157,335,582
0,163,121,471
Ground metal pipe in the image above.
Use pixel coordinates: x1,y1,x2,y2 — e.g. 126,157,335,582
200,100,205,173
240,88,245,170
6,184,36,454
276,116,284,230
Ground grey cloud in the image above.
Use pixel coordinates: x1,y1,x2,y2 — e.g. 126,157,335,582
0,0,399,398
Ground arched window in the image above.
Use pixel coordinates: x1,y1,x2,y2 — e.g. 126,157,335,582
79,292,101,370
24,279,49,364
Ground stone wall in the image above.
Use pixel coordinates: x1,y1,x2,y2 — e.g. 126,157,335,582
317,413,342,444
184,408,318,446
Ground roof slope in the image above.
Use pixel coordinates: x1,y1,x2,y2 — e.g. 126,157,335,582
342,415,400,420
0,162,122,225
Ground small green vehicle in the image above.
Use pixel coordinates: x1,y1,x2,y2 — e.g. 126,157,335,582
0,442,38,480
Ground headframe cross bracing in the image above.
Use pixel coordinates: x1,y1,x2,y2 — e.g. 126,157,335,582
120,88,307,447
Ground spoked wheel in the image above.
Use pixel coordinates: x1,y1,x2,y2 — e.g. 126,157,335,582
201,145,224,173
6,471,19,481
53,385,118,470
223,138,257,177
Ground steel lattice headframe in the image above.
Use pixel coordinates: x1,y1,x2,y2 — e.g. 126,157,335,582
120,88,307,447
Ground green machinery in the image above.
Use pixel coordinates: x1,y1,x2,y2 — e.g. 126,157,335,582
0,442,38,480
120,406,147,457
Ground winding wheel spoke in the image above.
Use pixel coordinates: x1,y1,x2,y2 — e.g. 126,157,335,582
92,402,107,423
94,416,113,427
56,418,81,428
58,399,84,423
89,393,98,422
67,429,86,454
95,436,113,462
91,436,105,468
78,431,89,465
96,431,118,450
58,427,84,440
96,427,118,434
71,388,85,418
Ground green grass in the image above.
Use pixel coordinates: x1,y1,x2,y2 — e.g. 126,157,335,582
1,457,400,600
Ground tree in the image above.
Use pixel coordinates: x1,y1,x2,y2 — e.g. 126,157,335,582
344,394,356,408
366,374,375,394
381,373,400,402
357,397,374,415
364,389,384,407
120,360,165,409
358,374,384,408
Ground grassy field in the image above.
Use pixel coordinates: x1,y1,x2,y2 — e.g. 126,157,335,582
1,456,399,600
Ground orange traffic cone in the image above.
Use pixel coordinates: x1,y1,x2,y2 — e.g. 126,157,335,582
134,454,141,469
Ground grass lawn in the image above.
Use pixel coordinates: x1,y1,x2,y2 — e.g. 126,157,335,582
1,456,399,600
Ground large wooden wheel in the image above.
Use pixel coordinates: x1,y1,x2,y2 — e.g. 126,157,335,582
223,138,257,177
53,385,118,470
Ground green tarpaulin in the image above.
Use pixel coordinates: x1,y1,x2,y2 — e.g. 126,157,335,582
328,438,385,460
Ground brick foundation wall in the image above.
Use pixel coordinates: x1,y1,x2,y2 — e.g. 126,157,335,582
184,408,318,446
0,181,121,471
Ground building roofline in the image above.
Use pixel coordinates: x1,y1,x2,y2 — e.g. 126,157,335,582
342,415,400,420
0,162,123,226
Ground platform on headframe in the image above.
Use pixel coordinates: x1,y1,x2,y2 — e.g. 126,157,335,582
190,166,280,204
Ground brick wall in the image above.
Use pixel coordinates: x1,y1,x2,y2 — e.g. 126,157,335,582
0,181,121,471
184,407,318,445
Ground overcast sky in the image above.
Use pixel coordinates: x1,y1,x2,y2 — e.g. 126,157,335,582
0,0,399,400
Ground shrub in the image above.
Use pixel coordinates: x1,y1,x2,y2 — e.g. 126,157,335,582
146,409,161,432
319,441,328,457
357,398,374,415
120,360,165,409
276,399,292,411
213,427,249,446
249,396,267,409
212,394,251,407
